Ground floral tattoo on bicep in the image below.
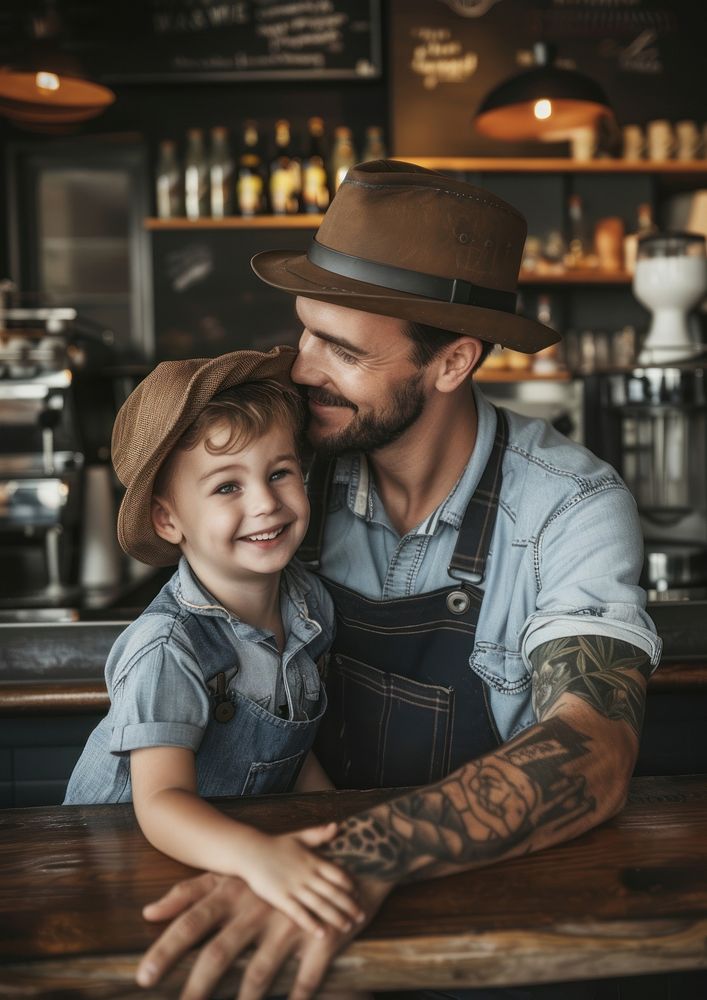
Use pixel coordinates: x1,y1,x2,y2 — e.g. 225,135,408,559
530,634,652,738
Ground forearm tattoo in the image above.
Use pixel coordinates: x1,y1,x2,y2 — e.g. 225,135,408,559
324,636,650,883
530,634,651,738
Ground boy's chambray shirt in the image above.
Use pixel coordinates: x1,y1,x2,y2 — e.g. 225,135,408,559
64,557,334,804
317,384,662,742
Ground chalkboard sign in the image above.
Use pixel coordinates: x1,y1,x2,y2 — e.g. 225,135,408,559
57,0,382,83
391,0,707,157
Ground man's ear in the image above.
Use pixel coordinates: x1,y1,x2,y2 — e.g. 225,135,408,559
151,495,183,545
433,337,483,393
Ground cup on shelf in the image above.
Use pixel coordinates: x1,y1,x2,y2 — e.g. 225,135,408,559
675,120,701,161
570,125,597,161
647,119,676,161
621,124,645,160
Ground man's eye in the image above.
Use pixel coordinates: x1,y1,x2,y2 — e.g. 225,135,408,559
331,344,357,365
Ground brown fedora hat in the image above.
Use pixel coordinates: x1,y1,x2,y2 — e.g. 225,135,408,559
251,159,558,354
112,345,297,567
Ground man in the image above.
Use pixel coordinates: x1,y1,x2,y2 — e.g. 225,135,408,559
135,160,660,1000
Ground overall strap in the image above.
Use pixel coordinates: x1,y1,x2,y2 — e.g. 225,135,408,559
298,455,335,568
299,408,509,583
448,407,508,586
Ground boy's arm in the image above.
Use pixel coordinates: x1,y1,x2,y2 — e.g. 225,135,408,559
130,747,361,934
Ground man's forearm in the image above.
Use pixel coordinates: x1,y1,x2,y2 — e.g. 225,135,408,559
324,635,652,884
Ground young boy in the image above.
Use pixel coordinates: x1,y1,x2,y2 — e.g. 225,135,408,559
64,346,363,938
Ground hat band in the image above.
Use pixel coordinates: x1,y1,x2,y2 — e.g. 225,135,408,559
307,238,517,314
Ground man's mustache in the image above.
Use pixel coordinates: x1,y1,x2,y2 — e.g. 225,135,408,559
307,389,357,411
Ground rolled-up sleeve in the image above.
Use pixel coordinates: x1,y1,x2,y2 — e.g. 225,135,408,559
108,636,210,754
521,483,662,670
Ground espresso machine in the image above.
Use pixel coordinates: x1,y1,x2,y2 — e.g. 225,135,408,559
583,232,707,596
0,282,121,607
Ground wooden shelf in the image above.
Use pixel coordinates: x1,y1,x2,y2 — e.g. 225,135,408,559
519,269,631,285
475,369,570,383
145,215,323,230
400,157,707,174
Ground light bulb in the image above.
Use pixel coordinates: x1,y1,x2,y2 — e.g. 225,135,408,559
533,99,552,120
36,71,60,92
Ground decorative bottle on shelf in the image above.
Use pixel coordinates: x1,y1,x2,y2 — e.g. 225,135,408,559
184,128,209,220
209,126,234,218
269,119,301,215
532,294,561,373
236,120,267,217
302,117,330,214
623,203,656,274
330,126,357,193
155,139,182,218
564,194,591,269
362,125,386,162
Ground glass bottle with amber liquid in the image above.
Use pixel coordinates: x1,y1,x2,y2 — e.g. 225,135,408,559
302,117,330,214
269,119,301,215
236,121,267,217
156,139,183,218
362,125,386,162
329,126,357,194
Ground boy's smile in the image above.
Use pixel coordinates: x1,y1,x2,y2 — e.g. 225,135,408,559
151,421,309,610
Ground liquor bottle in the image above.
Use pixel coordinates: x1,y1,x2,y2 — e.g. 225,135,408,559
532,294,561,373
155,139,182,218
209,126,234,218
184,128,209,220
236,120,267,217
301,117,330,214
329,126,357,193
362,125,386,162
623,202,656,274
564,194,588,269
269,119,301,215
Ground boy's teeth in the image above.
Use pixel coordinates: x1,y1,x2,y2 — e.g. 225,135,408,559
247,527,284,541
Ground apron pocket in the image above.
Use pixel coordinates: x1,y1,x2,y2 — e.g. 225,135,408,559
317,654,455,790
242,750,307,797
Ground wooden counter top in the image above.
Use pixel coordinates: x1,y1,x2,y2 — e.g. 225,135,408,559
1,775,707,996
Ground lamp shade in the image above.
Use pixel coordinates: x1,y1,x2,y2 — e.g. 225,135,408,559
475,47,612,141
0,8,114,132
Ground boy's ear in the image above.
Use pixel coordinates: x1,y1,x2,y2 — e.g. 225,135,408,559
151,495,183,545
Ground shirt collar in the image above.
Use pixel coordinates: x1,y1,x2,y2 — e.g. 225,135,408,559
174,555,313,623
331,383,498,536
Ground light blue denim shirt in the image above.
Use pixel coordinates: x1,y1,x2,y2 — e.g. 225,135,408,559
64,557,334,803
318,384,662,742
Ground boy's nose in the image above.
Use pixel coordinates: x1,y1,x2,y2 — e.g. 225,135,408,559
249,482,282,516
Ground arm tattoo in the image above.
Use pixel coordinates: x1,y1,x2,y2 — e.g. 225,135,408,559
530,634,651,738
324,637,650,883
324,717,595,882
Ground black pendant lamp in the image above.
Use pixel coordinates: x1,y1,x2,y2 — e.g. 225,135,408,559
0,4,114,133
474,43,612,141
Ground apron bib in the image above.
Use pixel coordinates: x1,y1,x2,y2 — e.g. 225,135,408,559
300,410,508,790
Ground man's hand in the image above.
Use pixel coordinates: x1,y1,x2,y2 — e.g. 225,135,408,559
136,870,391,1000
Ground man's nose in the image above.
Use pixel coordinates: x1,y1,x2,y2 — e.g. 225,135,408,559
292,330,321,385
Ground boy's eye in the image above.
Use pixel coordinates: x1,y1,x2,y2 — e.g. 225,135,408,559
330,343,357,365
270,467,294,482
215,482,240,495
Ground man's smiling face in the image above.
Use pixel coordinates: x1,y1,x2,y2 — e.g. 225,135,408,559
291,297,429,458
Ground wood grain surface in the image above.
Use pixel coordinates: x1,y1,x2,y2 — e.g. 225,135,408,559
1,776,706,996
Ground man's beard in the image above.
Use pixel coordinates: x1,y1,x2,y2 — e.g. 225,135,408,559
306,372,426,459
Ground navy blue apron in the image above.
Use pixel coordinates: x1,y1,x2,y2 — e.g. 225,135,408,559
299,410,508,790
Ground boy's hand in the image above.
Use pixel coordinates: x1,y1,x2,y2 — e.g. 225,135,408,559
242,823,365,936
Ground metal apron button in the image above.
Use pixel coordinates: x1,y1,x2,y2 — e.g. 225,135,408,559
447,589,471,614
